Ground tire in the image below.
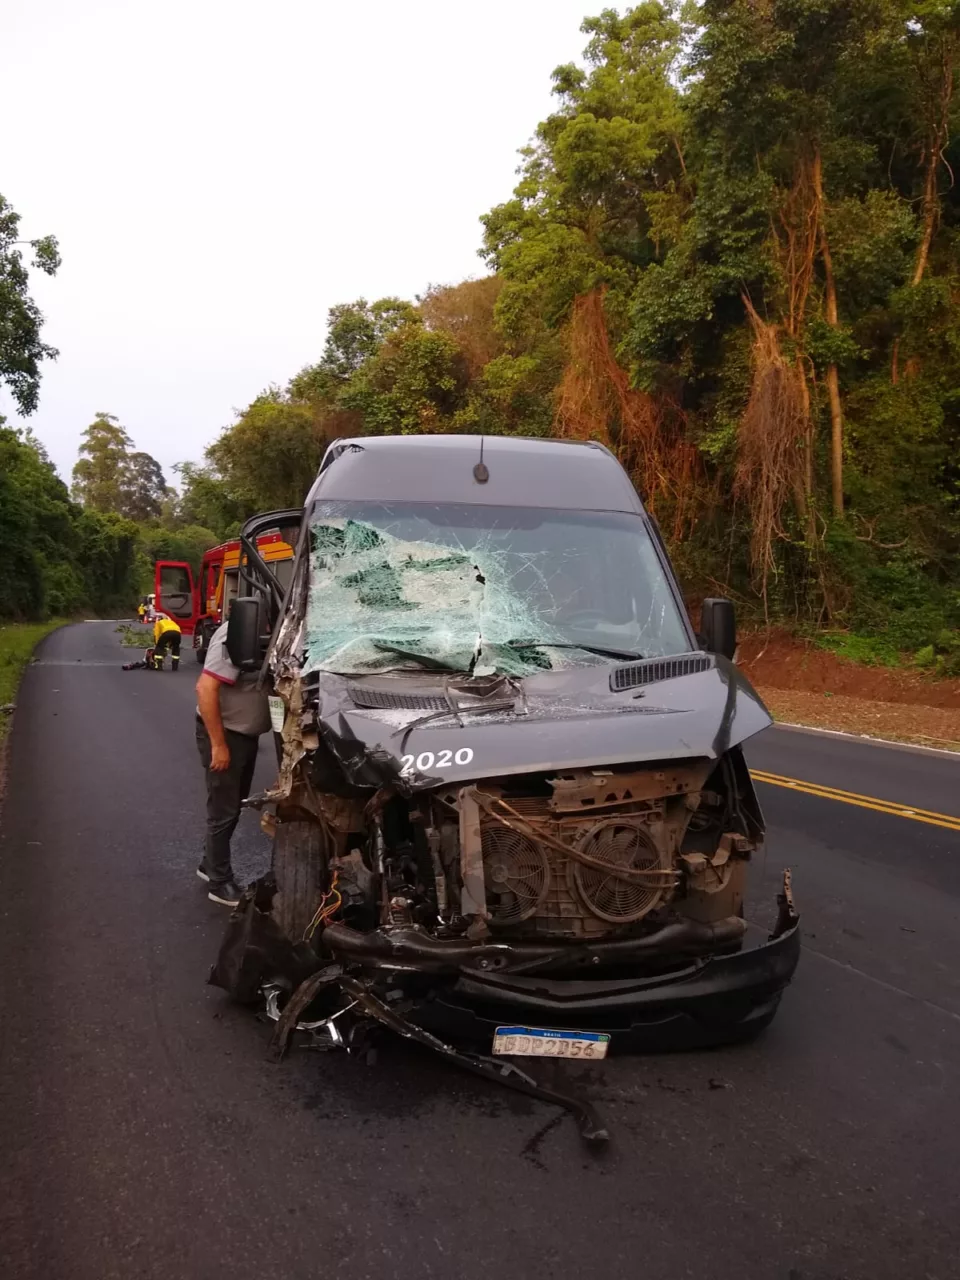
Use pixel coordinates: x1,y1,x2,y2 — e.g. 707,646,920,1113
194,622,211,664
271,820,328,941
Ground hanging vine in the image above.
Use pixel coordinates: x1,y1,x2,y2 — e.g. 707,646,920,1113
554,289,702,538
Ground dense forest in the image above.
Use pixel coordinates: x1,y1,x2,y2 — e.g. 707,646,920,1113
3,2,959,670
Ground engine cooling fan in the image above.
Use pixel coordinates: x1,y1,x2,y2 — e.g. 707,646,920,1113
570,820,670,923
480,826,550,925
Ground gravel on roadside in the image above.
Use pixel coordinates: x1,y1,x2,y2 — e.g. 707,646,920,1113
757,686,960,753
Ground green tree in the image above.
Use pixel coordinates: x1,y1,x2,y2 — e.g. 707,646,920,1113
73,509,141,616
625,0,960,625
0,421,144,620
71,413,135,512
339,324,469,434
173,461,245,538
475,2,958,640
71,412,168,521
0,422,83,618
481,3,689,342
0,194,60,416
135,522,220,591
478,4,696,510
289,298,420,402
125,450,169,521
206,389,326,510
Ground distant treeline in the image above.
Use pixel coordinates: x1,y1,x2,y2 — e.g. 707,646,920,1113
0,421,216,619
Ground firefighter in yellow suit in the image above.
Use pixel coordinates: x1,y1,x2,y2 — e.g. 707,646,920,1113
152,613,182,671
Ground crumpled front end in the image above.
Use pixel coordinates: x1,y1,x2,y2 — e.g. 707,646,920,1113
301,751,796,1042
212,740,799,1144
219,721,800,1046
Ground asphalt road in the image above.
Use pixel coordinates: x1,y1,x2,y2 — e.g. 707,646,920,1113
2,621,959,1280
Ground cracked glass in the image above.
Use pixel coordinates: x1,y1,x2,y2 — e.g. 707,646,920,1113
304,501,690,676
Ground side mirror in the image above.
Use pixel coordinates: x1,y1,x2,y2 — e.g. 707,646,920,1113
700,597,736,660
226,596,262,671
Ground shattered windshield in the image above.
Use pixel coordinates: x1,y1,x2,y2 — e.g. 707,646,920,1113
305,501,690,676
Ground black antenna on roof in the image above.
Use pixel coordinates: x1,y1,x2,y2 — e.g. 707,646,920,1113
473,435,489,484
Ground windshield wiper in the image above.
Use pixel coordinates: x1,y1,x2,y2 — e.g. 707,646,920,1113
370,643,467,672
507,640,644,662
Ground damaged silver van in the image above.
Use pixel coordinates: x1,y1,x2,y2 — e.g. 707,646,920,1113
216,435,799,1115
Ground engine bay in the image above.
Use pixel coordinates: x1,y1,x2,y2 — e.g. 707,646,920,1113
263,748,763,979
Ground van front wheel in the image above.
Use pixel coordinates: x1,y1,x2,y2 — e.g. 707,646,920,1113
271,820,328,942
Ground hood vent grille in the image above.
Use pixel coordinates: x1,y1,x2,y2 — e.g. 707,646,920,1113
348,687,451,712
610,652,713,692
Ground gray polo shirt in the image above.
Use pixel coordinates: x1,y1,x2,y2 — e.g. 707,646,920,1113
200,622,272,737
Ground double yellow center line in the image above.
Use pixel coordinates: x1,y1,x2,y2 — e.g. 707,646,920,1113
751,770,960,833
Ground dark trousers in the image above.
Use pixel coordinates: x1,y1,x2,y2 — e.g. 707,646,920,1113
195,718,259,885
155,632,181,668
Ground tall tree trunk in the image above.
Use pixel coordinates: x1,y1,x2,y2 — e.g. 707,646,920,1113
912,147,940,286
798,364,818,545
814,146,849,514
799,361,813,501
911,33,955,287
812,150,844,518
777,161,819,531
824,367,844,518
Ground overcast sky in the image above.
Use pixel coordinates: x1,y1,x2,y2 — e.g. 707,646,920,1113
3,0,594,485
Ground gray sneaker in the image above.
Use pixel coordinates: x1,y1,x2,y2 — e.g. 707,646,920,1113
196,864,210,882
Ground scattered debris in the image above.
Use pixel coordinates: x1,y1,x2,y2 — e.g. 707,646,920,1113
114,623,152,649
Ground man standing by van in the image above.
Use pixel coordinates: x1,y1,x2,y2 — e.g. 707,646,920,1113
195,621,271,906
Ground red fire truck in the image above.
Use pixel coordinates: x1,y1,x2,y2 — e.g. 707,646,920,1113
153,514,299,663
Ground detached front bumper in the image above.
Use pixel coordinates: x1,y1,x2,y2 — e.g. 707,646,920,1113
414,917,800,1051
333,873,802,1052
216,875,799,1146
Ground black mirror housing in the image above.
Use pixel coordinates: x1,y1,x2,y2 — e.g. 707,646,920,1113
700,597,737,660
226,596,263,671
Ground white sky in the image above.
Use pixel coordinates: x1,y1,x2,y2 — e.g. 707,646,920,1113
2,0,594,485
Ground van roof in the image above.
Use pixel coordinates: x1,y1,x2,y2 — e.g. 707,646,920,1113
308,434,644,513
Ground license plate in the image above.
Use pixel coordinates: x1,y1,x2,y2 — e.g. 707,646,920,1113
492,1026,610,1060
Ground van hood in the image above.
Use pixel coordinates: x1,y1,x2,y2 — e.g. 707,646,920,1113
305,655,771,790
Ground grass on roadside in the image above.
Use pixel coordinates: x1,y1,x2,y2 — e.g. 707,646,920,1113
0,620,66,738
812,631,904,668
813,627,960,676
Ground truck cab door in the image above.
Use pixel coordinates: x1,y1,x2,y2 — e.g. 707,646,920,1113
154,560,198,634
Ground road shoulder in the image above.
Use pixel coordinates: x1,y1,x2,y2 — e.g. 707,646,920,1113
759,686,960,754
0,619,69,806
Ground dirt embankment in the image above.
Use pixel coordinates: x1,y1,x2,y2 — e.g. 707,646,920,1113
739,632,960,708
737,631,960,751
